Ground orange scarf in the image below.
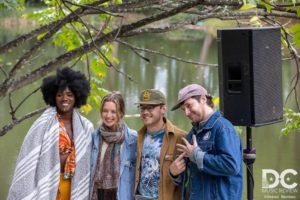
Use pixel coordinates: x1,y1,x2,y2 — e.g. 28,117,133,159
57,114,76,200
57,113,76,179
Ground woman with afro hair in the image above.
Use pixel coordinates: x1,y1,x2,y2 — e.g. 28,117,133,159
7,67,94,200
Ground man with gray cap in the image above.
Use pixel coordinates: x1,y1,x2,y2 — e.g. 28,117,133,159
169,84,243,200
134,89,187,200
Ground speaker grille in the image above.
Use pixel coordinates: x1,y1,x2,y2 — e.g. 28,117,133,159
252,29,283,125
218,27,283,126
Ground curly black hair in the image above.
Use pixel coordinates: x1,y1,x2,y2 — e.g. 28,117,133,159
41,67,90,108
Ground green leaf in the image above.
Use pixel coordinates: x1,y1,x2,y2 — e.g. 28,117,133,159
297,7,300,17
0,0,24,11
289,25,300,47
260,1,272,12
293,32,300,47
234,126,243,135
281,35,288,47
281,109,300,135
240,3,256,10
290,24,300,33
37,32,47,40
286,6,294,11
81,103,92,115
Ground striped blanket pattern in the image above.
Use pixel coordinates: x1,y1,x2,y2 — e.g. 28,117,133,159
7,107,94,200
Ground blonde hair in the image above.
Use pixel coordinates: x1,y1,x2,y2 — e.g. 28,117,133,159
99,91,125,124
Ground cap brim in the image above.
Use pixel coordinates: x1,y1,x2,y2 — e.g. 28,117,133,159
171,99,186,111
171,95,193,111
171,103,181,111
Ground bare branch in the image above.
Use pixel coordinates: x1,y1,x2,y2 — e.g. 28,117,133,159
256,3,297,14
0,0,109,55
9,93,16,120
65,0,123,17
93,49,137,82
1,0,300,136
261,0,300,8
7,17,66,80
69,55,83,69
0,10,79,55
0,106,49,136
0,0,204,101
122,11,299,37
14,87,41,112
118,40,218,67
85,55,91,82
0,65,8,78
110,65,137,82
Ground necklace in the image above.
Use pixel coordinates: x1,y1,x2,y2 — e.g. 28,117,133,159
148,123,165,144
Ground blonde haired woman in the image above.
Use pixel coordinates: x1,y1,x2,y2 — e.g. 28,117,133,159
90,92,137,200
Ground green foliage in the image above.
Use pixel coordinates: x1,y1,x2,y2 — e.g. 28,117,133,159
53,23,86,51
27,7,57,24
25,0,120,113
0,0,24,11
2,0,300,136
297,7,300,16
81,44,119,114
258,0,272,12
281,109,300,135
240,0,275,12
81,55,109,114
289,24,300,47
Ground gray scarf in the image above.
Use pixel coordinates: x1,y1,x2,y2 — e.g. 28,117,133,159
100,123,124,144
91,122,125,199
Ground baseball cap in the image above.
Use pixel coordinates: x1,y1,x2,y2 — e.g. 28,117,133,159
136,89,166,105
171,84,208,111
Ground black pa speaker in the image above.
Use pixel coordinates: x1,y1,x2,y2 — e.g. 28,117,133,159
217,27,283,126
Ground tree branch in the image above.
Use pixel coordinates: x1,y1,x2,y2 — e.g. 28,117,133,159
1,0,300,136
0,0,204,101
9,93,16,120
0,0,109,55
7,17,67,80
118,40,218,67
0,106,49,136
14,87,41,113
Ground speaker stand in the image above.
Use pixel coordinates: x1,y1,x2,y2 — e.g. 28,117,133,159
243,127,256,200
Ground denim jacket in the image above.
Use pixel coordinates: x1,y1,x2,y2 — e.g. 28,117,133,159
180,110,243,200
90,123,137,200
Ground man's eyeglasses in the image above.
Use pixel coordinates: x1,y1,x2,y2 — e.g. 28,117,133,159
138,104,163,112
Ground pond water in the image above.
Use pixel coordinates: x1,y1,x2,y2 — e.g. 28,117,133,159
0,28,299,199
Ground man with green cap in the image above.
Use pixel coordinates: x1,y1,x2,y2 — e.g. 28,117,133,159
134,89,187,200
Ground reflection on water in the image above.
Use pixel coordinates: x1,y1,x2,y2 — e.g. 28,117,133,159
0,32,299,199
154,67,168,96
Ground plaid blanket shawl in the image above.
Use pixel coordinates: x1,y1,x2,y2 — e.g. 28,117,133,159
7,107,94,200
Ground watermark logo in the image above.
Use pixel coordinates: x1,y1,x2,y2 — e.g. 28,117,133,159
262,169,298,199
262,169,298,189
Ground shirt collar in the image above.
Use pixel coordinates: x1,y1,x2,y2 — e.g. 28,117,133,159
192,110,217,131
